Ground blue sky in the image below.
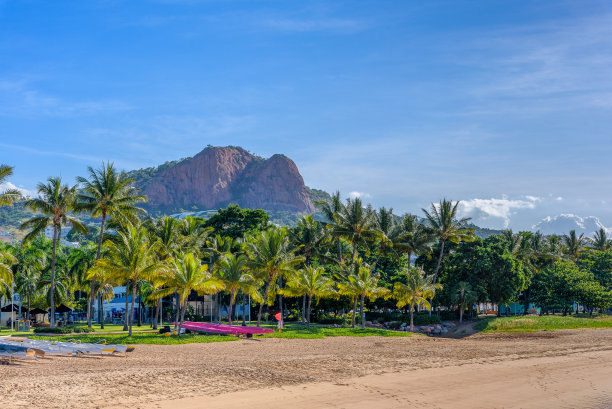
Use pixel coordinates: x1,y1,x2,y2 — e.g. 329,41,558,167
1,0,612,230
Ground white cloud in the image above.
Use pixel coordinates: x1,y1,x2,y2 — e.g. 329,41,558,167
348,191,371,199
460,196,539,228
0,182,33,198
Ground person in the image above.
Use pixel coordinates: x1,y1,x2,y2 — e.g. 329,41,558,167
6,317,11,327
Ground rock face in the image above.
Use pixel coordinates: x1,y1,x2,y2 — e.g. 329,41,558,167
132,146,315,214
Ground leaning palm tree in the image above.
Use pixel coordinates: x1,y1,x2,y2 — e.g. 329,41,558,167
0,164,21,207
563,230,588,261
20,177,87,327
215,253,261,325
338,259,389,328
76,162,146,327
90,223,167,336
422,199,475,283
247,228,303,327
591,228,611,252
450,281,477,323
152,252,222,333
282,266,337,328
392,267,440,331
0,248,16,293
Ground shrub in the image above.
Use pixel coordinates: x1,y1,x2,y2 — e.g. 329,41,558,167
33,325,95,334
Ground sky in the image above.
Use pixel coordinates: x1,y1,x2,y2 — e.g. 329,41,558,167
1,0,612,231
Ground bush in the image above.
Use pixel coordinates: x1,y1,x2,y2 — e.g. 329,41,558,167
33,325,95,334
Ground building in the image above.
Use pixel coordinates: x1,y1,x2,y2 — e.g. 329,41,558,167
0,231,13,243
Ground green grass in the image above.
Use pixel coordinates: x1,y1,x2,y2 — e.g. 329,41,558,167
26,323,410,344
260,323,411,339
474,314,612,333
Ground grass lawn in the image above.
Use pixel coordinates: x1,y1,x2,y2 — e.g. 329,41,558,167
474,314,612,333
27,323,410,345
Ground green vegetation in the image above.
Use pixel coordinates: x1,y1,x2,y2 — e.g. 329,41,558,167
32,332,239,345
0,159,610,342
33,325,94,334
475,314,612,332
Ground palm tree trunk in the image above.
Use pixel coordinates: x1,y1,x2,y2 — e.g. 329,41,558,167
459,305,463,323
98,296,104,329
351,297,357,328
228,291,235,325
128,280,137,336
278,276,283,327
137,286,142,327
241,293,246,326
302,294,306,324
360,294,365,329
174,293,181,329
178,301,187,336
429,240,446,316
123,282,129,331
257,277,273,327
50,225,58,328
410,304,414,332
90,212,106,328
153,298,160,330
306,295,312,329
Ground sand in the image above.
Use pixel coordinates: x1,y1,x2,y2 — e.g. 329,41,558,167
1,329,611,408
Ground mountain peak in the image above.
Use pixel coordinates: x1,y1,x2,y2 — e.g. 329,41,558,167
129,145,315,214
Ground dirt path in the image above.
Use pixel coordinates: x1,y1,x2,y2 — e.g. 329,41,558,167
1,329,611,408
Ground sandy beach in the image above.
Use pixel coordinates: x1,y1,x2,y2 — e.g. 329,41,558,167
2,329,611,408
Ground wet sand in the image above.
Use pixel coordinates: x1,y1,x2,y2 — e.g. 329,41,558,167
2,329,611,408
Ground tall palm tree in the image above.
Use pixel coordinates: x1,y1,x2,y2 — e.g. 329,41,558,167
371,207,398,270
591,228,611,251
316,191,345,262
392,267,440,331
20,177,87,327
451,281,477,323
0,247,16,295
338,259,389,328
422,199,475,283
333,198,378,266
282,266,337,328
152,252,222,333
76,162,146,327
247,228,303,327
0,164,21,207
90,223,167,336
563,230,588,261
215,253,261,325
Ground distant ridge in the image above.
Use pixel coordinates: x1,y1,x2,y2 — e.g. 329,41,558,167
127,146,315,215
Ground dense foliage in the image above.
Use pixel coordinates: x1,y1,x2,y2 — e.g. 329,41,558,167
0,161,610,336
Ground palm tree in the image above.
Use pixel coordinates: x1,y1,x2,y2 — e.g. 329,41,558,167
0,164,21,207
247,228,303,327
20,177,87,327
290,215,333,323
215,253,261,325
12,244,45,316
563,230,588,261
282,266,337,328
371,207,398,270
333,198,378,265
395,214,432,269
90,223,167,336
316,191,345,262
152,252,222,333
422,199,475,284
591,228,611,251
451,281,477,323
392,267,440,331
338,259,389,328
0,248,16,294
76,162,146,327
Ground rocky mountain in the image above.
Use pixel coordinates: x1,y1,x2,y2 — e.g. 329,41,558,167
531,214,612,237
127,146,315,214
